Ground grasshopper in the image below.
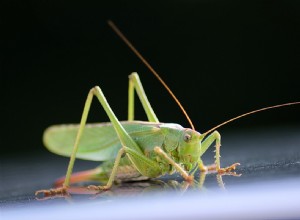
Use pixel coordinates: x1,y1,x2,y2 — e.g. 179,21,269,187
36,21,300,198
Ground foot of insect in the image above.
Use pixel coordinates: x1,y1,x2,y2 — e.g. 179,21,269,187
218,163,241,176
35,187,69,200
87,185,111,191
199,162,241,176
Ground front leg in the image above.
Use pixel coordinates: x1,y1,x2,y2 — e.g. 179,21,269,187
154,146,193,182
200,131,240,174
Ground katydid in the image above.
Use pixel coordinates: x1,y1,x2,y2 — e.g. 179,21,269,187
35,21,300,198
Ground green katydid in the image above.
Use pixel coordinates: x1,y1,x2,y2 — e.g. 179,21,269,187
35,21,300,198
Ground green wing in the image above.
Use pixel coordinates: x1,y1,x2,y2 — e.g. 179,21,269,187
43,121,164,161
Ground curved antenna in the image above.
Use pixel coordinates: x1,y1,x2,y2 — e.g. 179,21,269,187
107,20,195,130
203,102,300,136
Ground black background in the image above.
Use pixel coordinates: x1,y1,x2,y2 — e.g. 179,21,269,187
2,0,300,154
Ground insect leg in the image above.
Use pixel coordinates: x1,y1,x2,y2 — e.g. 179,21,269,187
128,72,159,122
154,146,193,182
89,146,162,190
36,85,146,197
88,148,125,190
79,86,162,189
200,131,240,173
92,85,166,187
63,86,144,188
198,159,213,171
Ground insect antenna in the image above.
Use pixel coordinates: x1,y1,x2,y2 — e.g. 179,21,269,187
203,101,300,136
107,20,195,130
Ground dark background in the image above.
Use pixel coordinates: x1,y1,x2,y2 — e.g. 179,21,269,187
1,0,300,155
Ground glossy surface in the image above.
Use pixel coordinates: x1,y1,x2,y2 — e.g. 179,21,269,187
1,126,300,219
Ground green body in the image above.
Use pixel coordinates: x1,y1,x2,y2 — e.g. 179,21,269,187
40,72,224,193
44,121,203,182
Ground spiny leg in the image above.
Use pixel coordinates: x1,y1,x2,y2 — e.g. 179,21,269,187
154,146,193,182
200,131,240,174
128,72,159,122
216,174,226,190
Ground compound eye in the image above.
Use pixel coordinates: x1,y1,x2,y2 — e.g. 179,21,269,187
183,133,192,142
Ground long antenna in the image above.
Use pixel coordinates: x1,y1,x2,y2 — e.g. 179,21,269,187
107,20,195,130
203,102,300,135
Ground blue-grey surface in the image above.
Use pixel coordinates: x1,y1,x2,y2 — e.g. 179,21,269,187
1,126,300,219
2,179,300,220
